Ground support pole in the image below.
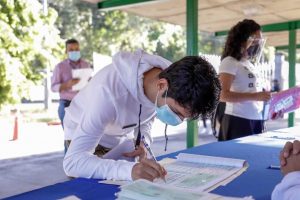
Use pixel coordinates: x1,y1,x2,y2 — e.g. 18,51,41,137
288,25,296,127
186,0,199,148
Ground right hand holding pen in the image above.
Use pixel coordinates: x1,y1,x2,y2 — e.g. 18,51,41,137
131,158,167,181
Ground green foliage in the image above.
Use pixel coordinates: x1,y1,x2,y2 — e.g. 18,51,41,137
155,31,186,62
48,0,223,63
199,33,225,55
48,0,188,62
0,0,223,109
0,0,63,107
48,0,131,60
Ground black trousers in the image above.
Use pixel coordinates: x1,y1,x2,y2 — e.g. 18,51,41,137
218,114,265,141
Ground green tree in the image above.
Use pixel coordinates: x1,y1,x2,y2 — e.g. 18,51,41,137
48,0,187,62
0,0,63,108
48,0,132,61
199,32,225,55
155,30,186,62
49,0,221,63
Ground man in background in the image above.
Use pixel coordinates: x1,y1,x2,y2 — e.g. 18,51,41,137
51,39,91,128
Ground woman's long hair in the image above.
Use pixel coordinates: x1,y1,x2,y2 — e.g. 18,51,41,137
221,19,261,61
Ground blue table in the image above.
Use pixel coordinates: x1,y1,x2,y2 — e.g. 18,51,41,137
6,127,299,200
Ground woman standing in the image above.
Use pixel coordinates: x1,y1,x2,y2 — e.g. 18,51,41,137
218,19,271,141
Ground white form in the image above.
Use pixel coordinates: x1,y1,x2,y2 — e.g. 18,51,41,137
72,68,93,91
154,153,247,192
116,179,254,200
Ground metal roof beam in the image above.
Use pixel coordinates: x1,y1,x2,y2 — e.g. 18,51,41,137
276,44,300,50
215,20,300,36
97,0,157,10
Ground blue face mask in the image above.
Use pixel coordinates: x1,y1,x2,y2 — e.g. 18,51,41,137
68,51,81,62
155,89,183,126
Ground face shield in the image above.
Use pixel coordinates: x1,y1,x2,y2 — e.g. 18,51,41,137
246,36,266,64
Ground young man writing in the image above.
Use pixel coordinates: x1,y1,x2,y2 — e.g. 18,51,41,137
63,49,221,181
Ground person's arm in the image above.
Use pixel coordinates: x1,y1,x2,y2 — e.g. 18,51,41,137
63,87,165,181
219,73,271,102
59,79,80,92
272,154,300,200
51,64,62,93
51,64,79,93
63,87,135,180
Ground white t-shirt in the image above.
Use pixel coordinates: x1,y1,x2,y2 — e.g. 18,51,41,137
219,56,264,120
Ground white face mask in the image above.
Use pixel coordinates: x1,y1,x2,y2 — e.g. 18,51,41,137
155,88,183,126
68,51,81,62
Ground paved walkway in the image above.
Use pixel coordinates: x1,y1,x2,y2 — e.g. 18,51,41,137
0,111,299,198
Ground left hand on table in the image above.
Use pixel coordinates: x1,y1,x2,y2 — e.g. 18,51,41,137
123,144,147,161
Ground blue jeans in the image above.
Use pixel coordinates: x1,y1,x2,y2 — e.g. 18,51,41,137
58,99,71,154
58,99,71,128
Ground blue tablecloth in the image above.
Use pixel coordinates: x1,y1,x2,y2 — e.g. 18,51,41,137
7,127,299,200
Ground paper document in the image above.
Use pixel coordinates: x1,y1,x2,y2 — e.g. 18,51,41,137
100,153,248,193
154,153,247,192
72,68,93,91
116,179,253,200
266,86,300,119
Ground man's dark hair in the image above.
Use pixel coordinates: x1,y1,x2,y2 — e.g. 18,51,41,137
65,38,79,49
159,56,221,119
222,19,261,61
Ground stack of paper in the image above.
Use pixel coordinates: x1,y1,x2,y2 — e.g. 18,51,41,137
154,153,248,192
112,153,250,200
116,179,253,200
101,153,248,190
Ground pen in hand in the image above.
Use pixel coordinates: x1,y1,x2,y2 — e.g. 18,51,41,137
141,135,167,183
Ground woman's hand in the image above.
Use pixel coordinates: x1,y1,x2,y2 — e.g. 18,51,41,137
255,91,271,101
